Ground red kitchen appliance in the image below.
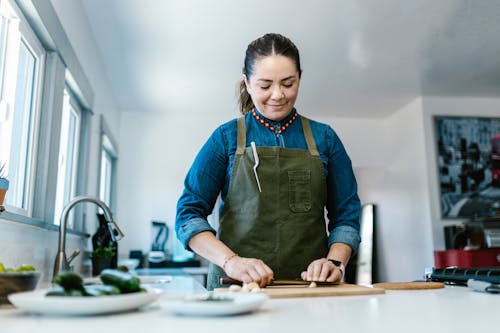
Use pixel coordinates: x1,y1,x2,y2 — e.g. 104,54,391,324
437,214,500,268
434,248,500,268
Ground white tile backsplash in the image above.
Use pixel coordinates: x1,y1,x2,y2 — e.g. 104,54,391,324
0,217,87,285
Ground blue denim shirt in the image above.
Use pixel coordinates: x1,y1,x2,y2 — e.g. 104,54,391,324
176,108,361,253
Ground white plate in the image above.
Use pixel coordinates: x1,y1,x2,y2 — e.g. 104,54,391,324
163,292,268,316
84,275,172,285
8,287,162,315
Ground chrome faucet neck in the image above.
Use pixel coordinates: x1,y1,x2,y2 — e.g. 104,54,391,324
53,195,124,279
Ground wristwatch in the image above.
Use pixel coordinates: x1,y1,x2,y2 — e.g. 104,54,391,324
328,259,345,276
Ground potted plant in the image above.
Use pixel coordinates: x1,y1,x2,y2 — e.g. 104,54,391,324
91,244,116,276
0,162,8,210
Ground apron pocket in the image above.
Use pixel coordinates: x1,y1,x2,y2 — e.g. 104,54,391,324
288,169,311,212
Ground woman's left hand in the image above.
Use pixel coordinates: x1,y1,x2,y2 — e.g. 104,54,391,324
300,258,343,283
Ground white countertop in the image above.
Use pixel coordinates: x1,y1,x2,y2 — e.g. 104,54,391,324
1,276,497,333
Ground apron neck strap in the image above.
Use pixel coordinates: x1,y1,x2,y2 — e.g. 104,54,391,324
301,116,320,156
236,117,246,154
236,115,319,156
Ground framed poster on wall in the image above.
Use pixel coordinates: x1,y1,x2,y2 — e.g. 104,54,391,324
434,116,500,218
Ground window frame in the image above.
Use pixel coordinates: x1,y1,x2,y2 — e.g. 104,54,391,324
53,87,83,226
98,115,118,213
0,0,93,238
0,0,45,216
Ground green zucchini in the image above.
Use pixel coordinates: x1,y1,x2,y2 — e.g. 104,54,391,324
84,284,121,296
65,289,85,296
46,286,86,297
52,271,84,291
99,269,141,293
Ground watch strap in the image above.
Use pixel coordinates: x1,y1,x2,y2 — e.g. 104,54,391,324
328,259,345,276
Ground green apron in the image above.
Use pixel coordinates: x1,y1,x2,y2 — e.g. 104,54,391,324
207,116,328,290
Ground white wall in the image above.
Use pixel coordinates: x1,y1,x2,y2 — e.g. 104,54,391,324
315,98,434,282
116,111,225,258
0,218,86,284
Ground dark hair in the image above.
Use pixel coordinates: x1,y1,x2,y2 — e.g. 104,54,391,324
238,33,302,115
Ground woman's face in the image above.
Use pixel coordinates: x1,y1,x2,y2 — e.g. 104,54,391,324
244,55,300,121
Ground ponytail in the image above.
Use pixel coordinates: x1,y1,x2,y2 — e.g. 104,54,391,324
238,79,254,115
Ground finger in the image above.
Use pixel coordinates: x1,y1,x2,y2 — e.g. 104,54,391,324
263,268,274,286
301,271,307,280
263,263,274,278
318,263,331,282
326,266,342,283
240,272,253,284
246,267,263,284
303,265,313,281
312,262,323,281
326,271,337,282
254,264,271,287
304,263,317,281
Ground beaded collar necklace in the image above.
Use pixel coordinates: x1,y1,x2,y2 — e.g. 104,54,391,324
251,109,298,134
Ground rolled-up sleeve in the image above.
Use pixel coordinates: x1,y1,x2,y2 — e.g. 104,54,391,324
325,127,361,252
175,127,228,250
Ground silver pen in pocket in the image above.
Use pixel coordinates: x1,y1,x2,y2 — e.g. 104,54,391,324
250,141,262,193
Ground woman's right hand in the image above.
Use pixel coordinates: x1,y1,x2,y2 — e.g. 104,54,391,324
223,256,274,288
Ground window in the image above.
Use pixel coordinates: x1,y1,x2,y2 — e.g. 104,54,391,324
53,88,82,226
0,0,95,233
99,144,113,208
0,0,44,215
99,117,117,211
0,15,8,85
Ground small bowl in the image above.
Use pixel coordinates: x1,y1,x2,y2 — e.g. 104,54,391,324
118,258,140,271
0,271,42,305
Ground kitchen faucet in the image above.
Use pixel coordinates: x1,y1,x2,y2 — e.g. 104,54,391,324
53,195,124,278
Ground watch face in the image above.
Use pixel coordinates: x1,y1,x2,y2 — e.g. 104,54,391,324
328,259,342,267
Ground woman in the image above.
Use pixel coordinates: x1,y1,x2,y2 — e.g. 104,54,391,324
176,33,361,290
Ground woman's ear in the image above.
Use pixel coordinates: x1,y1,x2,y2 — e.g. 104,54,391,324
243,74,251,93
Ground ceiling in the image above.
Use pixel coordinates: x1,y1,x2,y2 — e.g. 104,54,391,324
80,0,500,118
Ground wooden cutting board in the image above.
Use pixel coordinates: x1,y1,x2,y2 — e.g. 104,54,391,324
372,281,445,290
215,283,385,298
